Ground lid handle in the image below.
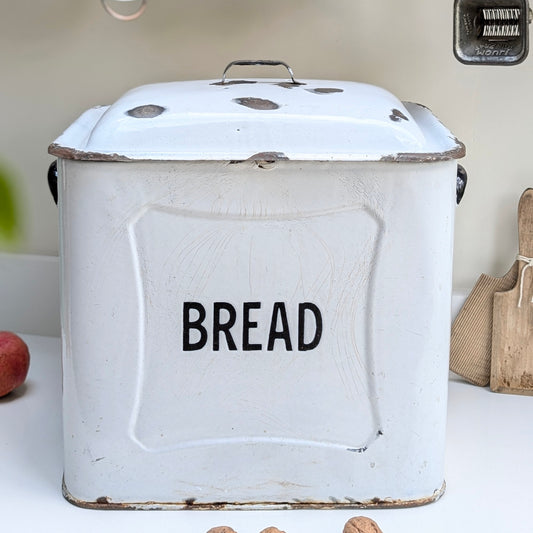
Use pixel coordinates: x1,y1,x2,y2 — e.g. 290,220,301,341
221,60,299,84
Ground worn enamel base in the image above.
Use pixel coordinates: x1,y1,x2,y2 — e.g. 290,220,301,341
62,479,446,510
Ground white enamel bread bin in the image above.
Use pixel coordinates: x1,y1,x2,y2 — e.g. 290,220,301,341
49,61,465,510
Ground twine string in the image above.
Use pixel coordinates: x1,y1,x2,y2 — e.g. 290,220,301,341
516,254,533,307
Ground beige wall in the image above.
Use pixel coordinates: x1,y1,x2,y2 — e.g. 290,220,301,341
1,0,532,289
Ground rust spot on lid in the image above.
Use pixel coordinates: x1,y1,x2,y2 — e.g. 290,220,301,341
48,143,133,162
389,108,409,122
247,152,289,169
247,151,289,162
228,152,289,166
306,88,344,94
276,82,305,89
233,97,280,110
380,142,466,162
126,104,166,118
211,80,258,86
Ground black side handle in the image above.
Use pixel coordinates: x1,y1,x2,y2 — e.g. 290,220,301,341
48,160,58,205
456,164,467,204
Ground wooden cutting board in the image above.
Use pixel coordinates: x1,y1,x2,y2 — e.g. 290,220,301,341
450,262,518,386
491,188,533,396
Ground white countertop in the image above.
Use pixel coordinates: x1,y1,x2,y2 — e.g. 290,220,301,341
1,334,532,533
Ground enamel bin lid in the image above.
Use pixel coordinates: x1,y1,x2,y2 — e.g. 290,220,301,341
49,60,465,163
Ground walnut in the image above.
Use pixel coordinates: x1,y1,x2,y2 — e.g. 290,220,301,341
343,516,383,533
260,528,286,533
206,527,237,533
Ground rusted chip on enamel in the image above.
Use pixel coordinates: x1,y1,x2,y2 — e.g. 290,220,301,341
306,87,344,94
233,97,280,110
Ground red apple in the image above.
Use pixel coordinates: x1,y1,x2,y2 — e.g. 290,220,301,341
0,331,30,397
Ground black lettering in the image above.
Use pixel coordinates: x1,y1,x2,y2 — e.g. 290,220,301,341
183,302,208,351
298,302,323,351
267,302,293,351
213,302,237,351
242,302,262,351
